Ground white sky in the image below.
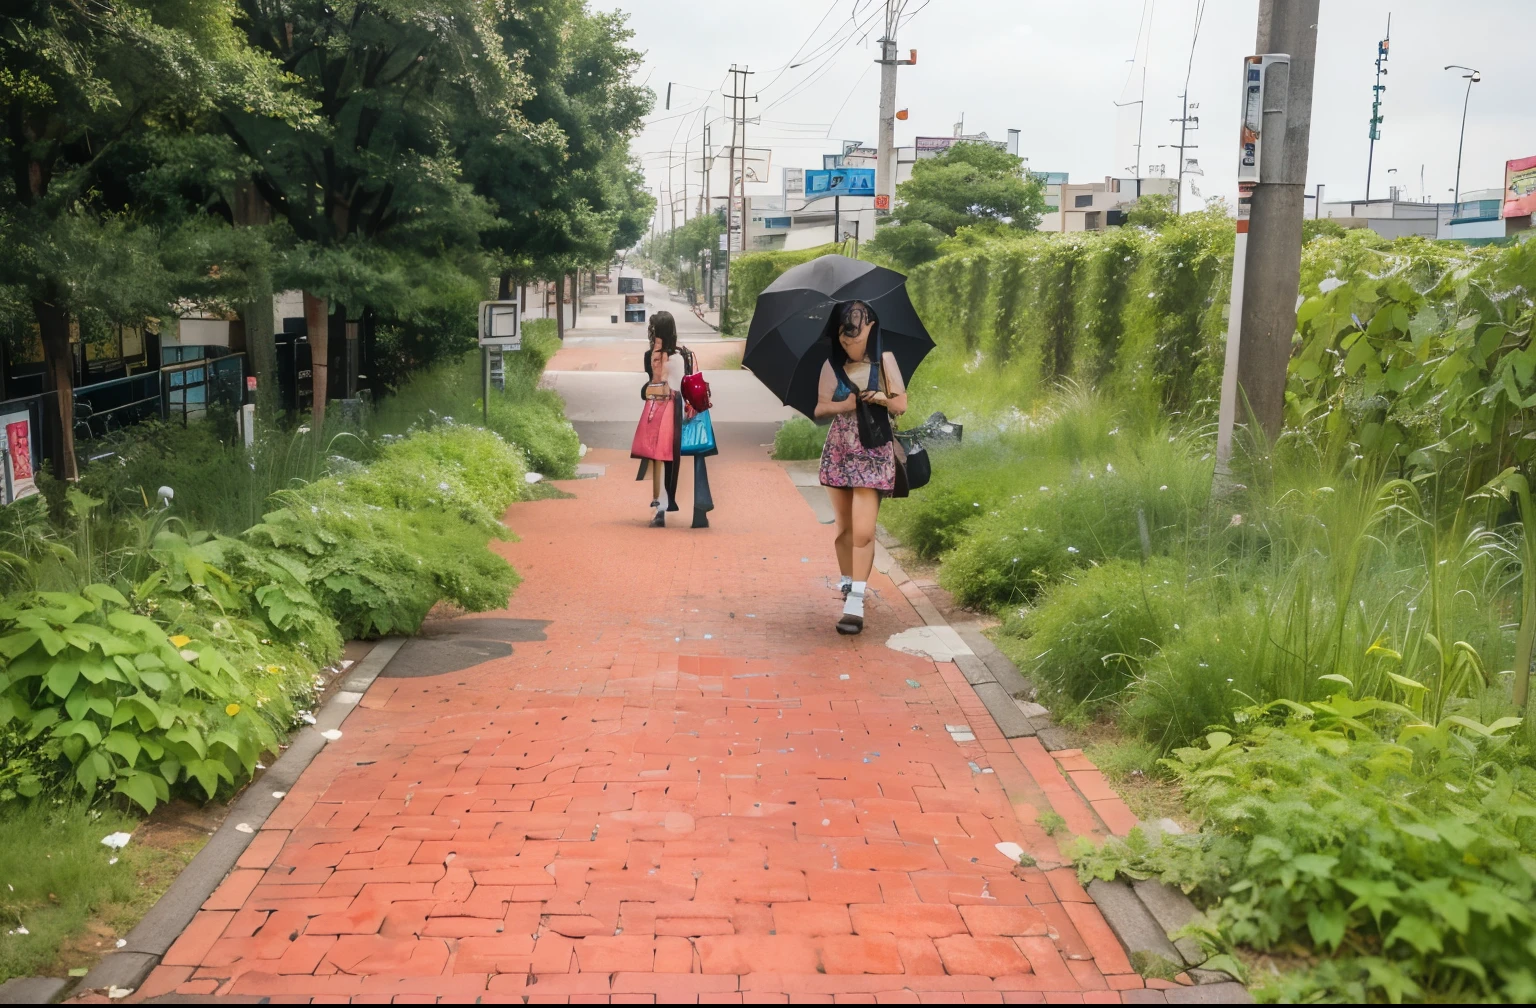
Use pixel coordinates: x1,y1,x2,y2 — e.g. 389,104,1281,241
617,0,1532,220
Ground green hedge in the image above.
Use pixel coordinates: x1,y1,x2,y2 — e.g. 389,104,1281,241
726,242,845,335
905,209,1234,423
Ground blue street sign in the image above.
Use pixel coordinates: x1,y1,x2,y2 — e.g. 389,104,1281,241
803,168,875,202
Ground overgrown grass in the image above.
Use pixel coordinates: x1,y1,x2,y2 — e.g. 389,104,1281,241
772,417,827,461
0,802,200,982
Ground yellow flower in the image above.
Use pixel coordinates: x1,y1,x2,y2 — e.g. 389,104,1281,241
266,665,281,674
225,703,241,716
169,634,191,647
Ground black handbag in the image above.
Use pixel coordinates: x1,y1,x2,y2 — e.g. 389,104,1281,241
891,432,930,498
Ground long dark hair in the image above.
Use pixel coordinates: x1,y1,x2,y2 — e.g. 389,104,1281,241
649,311,678,353
827,300,878,369
826,299,891,449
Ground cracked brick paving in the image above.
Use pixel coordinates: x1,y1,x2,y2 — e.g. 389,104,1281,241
135,445,1154,1004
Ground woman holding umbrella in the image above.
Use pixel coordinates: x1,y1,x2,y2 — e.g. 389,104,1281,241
742,254,933,634
817,300,906,635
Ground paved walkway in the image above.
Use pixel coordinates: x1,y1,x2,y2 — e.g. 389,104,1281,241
133,279,1162,1003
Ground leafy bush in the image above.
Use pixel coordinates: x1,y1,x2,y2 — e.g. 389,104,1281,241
772,418,827,461
0,584,281,812
247,423,525,639
1078,697,1536,1004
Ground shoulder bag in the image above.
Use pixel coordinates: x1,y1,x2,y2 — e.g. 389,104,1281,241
680,347,712,412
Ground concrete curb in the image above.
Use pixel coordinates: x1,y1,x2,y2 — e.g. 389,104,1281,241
57,637,406,1003
870,530,1249,1002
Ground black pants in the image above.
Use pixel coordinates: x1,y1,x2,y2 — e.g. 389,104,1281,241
637,456,714,527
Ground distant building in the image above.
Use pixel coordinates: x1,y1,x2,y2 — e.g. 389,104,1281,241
1319,188,1529,242
1037,176,1179,232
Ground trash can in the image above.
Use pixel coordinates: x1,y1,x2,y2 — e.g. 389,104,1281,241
611,314,618,324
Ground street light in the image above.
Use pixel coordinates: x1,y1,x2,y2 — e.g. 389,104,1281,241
1444,65,1481,212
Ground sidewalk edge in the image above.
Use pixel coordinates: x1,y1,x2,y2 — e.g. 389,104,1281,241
871,532,1247,999
63,637,407,1002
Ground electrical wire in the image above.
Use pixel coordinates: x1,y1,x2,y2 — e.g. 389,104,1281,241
762,1,887,112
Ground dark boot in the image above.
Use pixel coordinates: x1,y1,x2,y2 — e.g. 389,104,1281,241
691,508,709,529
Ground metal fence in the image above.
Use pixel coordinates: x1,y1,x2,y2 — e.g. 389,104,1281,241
0,353,248,471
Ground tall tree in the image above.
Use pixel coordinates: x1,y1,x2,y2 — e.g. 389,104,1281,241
225,0,518,422
0,0,288,477
868,141,1046,270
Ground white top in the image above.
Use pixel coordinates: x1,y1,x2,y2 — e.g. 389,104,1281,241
649,349,687,391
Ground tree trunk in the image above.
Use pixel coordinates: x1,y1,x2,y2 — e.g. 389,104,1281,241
304,291,328,428
497,271,512,301
555,274,565,340
232,181,278,419
34,298,77,481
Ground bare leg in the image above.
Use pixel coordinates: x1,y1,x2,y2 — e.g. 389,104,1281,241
850,488,880,582
827,487,853,578
651,464,662,503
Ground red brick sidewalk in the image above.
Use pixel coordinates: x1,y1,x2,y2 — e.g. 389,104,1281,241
136,449,1153,1004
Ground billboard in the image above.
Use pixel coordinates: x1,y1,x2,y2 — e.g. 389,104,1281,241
914,135,1006,159
1504,155,1536,219
803,168,875,202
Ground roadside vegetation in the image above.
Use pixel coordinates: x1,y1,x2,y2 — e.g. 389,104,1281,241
0,321,577,982
878,218,1536,1002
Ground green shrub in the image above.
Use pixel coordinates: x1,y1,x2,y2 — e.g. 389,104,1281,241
248,423,526,638
1078,697,1536,1004
1004,557,1180,711
0,584,281,812
772,418,827,461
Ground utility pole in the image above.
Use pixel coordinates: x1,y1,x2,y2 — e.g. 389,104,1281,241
1365,15,1390,201
1215,0,1321,468
1168,94,1199,215
722,65,754,332
875,0,917,221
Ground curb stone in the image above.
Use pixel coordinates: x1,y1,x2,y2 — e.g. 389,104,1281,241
58,637,406,1004
869,526,1247,1000
0,977,69,1004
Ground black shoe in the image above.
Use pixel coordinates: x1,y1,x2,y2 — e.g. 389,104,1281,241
836,613,864,635
840,581,852,599
649,510,665,527
691,509,710,529
650,499,660,508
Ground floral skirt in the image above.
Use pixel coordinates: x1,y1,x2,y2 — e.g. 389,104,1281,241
819,412,895,491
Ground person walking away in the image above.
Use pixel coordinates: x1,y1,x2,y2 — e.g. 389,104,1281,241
632,311,714,528
815,300,906,634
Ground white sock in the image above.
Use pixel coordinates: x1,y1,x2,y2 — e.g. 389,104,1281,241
839,575,852,592
656,487,669,512
843,581,866,617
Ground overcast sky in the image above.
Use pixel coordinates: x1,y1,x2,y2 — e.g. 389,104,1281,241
618,0,1531,219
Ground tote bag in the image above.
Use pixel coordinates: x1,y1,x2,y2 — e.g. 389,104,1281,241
680,410,716,456
630,395,676,460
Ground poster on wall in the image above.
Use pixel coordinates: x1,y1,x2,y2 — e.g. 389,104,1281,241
0,411,37,503
1504,155,1536,219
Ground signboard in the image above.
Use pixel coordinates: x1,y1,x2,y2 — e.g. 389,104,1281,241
1504,155,1536,218
915,136,954,158
874,195,891,211
763,216,791,229
477,300,520,350
803,168,875,202
0,411,37,503
1236,55,1288,185
784,167,804,195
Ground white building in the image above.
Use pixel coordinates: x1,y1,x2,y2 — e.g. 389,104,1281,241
1036,176,1180,232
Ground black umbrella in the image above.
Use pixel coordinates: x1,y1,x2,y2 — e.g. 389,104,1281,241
743,254,934,420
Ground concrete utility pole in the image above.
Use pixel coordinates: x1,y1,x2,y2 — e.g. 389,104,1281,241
875,0,916,220
722,65,754,331
1219,0,1320,459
